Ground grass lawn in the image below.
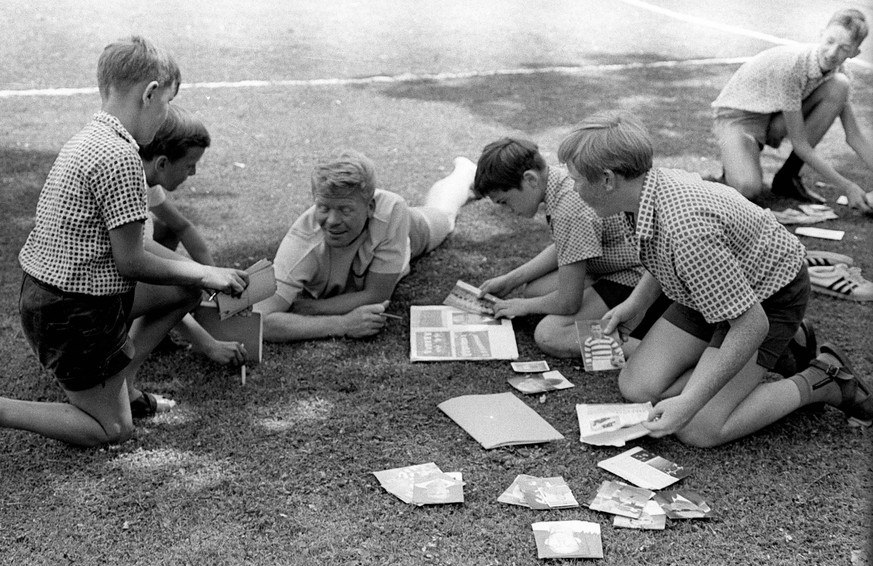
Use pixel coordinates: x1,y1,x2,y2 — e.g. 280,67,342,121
0,61,871,565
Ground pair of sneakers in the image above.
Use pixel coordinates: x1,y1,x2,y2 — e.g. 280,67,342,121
804,251,873,302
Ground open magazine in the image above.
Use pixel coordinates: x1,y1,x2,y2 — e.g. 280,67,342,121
410,305,518,361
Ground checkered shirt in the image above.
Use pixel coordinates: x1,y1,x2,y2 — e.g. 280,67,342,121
635,168,805,323
544,167,641,287
712,43,849,114
19,111,148,295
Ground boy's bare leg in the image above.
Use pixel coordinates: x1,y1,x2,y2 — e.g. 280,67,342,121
673,351,801,447
0,372,133,447
719,131,766,200
124,283,200,401
177,313,246,365
535,289,610,358
422,157,477,231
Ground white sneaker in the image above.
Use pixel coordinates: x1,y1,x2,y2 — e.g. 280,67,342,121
808,264,873,301
805,250,854,268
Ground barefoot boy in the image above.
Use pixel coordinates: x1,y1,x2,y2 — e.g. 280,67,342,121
559,112,871,447
9,36,248,446
255,151,474,341
712,8,873,211
137,105,247,369
474,138,668,358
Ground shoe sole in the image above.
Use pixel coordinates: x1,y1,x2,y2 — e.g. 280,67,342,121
810,285,873,302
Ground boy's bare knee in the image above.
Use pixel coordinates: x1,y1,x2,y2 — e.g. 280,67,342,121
617,369,658,403
533,319,566,357
102,418,135,444
675,425,724,449
823,73,850,104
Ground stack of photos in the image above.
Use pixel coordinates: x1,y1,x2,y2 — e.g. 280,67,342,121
498,475,579,509
531,521,603,559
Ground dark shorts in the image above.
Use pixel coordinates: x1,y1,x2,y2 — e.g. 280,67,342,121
591,279,673,340
19,272,136,392
662,264,809,370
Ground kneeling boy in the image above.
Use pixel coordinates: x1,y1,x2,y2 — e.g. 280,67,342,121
559,112,871,447
474,138,668,358
255,151,474,341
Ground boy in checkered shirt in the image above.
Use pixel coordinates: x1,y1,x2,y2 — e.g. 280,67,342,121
473,138,669,359
558,112,872,447
712,8,873,211
9,36,248,447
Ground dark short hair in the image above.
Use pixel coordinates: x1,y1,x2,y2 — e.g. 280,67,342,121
139,106,210,162
97,35,181,97
557,112,653,182
827,8,868,45
310,150,377,201
473,138,547,197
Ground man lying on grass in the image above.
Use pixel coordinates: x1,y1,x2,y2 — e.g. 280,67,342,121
255,150,475,341
558,111,872,447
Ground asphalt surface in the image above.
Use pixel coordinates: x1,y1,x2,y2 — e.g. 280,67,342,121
3,0,871,90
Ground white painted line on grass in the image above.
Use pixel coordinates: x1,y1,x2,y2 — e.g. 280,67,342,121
615,0,872,70
0,56,752,98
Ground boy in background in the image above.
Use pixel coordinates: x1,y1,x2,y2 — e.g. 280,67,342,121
138,105,247,367
712,8,873,211
559,112,871,447
255,151,475,341
8,36,247,446
474,138,668,359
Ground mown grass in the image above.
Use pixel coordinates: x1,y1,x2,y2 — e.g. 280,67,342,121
0,63,871,565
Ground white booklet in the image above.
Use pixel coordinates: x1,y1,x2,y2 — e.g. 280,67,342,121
597,446,691,491
410,305,518,361
576,403,652,446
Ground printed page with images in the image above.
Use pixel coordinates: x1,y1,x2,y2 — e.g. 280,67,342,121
597,446,691,490
410,305,518,361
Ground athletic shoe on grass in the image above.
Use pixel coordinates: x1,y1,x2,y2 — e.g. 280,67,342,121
804,250,854,268
808,264,873,302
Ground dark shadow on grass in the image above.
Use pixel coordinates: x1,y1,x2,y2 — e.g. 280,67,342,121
377,54,732,158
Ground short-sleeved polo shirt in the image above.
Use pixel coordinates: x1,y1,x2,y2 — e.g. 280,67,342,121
272,189,411,305
543,167,641,287
19,111,148,295
712,43,848,114
634,168,805,323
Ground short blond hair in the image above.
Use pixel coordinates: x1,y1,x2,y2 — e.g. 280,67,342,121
557,112,653,181
97,36,180,97
310,150,377,201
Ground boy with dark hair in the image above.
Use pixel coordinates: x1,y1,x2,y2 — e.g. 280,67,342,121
559,111,871,447
138,105,247,366
474,137,667,358
255,151,475,341
712,8,873,211
7,36,248,446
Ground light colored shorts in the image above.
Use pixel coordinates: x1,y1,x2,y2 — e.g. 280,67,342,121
408,206,453,259
712,107,784,150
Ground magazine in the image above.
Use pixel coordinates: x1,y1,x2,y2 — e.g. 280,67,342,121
597,446,691,490
215,258,277,320
410,305,518,361
437,392,564,449
575,319,625,371
576,403,652,446
442,280,499,316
